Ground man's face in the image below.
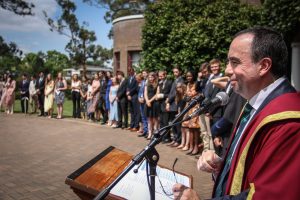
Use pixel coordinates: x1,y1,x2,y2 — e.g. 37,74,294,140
117,74,122,80
210,63,220,75
142,71,148,79
201,68,209,78
158,72,165,81
227,33,261,100
173,69,180,78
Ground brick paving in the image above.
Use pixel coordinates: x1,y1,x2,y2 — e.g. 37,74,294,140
0,113,213,200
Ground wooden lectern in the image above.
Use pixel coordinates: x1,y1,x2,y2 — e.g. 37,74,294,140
65,146,192,200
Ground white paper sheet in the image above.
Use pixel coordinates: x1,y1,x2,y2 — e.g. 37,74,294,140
110,160,191,200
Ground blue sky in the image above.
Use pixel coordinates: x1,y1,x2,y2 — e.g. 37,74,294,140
0,0,112,55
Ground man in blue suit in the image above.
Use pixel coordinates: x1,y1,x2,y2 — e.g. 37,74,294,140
126,68,140,132
19,73,30,113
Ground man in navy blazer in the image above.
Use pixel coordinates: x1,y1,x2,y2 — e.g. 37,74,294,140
126,68,140,131
19,73,30,113
36,71,45,116
116,71,128,128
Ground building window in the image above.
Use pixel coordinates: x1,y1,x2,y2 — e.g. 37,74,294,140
114,52,120,70
128,51,141,70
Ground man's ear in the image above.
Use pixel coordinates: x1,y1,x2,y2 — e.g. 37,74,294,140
258,57,272,76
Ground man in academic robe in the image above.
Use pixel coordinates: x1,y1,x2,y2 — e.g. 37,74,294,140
173,27,300,199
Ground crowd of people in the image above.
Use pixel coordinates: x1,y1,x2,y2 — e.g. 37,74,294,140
0,57,237,157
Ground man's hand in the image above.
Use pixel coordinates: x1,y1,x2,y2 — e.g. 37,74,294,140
172,184,200,200
197,150,222,173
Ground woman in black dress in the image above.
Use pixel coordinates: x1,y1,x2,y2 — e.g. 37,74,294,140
144,72,160,140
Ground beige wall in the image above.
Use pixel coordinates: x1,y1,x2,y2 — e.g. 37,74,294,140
113,15,145,76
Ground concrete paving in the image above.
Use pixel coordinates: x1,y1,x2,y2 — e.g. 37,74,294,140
0,113,214,200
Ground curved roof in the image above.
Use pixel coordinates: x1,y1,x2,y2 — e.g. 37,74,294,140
112,15,144,24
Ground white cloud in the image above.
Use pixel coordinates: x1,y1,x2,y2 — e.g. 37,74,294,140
0,0,58,32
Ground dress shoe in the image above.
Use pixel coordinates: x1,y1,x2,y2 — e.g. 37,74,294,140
138,133,147,137
100,121,106,125
125,127,132,130
130,128,138,132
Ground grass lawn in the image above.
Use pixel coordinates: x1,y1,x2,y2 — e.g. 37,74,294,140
1,99,73,117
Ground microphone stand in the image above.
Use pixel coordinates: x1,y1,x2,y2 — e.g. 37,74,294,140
93,95,204,200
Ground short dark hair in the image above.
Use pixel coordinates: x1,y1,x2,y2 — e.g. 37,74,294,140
234,26,288,78
173,65,181,72
117,70,125,77
200,62,210,73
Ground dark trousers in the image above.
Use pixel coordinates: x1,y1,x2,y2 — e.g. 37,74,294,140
169,111,181,143
38,94,44,115
99,94,108,123
117,97,128,128
129,95,140,128
21,96,29,113
72,91,81,118
160,111,171,140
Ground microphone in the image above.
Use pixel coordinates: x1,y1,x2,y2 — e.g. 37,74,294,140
184,92,229,121
225,81,232,95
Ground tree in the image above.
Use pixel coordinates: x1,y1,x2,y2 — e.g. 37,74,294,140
141,0,300,73
44,0,112,76
44,50,71,75
20,52,45,75
142,0,261,72
0,36,22,73
0,0,34,15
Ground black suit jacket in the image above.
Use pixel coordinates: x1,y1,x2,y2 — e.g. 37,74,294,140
117,78,128,100
19,80,30,98
158,79,173,112
37,77,45,95
126,76,138,98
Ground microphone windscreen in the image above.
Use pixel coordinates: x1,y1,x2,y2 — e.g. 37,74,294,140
216,92,229,106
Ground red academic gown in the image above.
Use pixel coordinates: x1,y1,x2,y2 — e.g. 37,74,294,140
220,92,300,199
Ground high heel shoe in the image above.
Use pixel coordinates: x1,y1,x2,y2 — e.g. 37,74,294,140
191,150,199,155
186,149,193,155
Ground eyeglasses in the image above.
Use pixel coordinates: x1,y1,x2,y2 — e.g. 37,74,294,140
156,158,179,197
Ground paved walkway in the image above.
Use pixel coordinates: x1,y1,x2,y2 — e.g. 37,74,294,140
0,113,213,200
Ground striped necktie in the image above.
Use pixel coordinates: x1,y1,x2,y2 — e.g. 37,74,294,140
215,103,253,197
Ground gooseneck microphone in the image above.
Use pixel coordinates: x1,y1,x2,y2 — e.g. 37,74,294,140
184,91,229,121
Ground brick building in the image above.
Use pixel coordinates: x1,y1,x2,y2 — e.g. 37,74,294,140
112,15,144,76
